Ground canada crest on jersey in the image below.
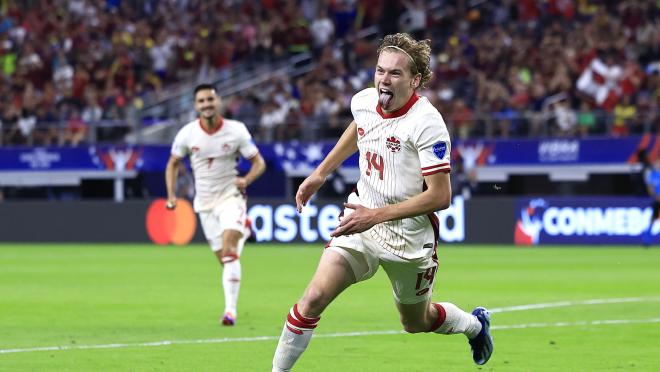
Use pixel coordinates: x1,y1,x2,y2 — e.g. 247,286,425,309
385,136,401,153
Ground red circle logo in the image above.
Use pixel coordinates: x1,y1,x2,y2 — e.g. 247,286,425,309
145,198,197,245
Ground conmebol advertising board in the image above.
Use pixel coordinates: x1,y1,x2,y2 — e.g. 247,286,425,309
515,197,656,245
15,197,656,245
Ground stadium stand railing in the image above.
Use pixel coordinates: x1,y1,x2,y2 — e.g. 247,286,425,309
129,26,381,145
130,53,316,145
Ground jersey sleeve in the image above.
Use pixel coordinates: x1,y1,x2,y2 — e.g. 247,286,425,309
237,124,259,159
414,113,451,176
350,88,375,126
171,125,190,158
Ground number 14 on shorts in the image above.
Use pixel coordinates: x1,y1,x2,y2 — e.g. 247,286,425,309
415,266,437,296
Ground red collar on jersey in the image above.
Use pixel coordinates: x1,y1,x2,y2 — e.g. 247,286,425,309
198,116,224,135
376,93,419,119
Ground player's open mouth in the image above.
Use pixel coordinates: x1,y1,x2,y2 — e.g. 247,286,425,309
379,88,393,108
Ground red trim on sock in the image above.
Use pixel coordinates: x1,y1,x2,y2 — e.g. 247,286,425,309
287,314,317,330
221,253,240,264
429,303,447,332
293,304,321,324
286,324,303,335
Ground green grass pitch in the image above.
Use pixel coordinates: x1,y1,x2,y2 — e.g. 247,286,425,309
1,243,659,371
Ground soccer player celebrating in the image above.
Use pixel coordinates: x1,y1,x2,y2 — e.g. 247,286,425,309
165,84,266,326
272,34,493,370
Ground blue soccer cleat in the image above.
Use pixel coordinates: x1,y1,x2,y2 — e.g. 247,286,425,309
468,307,493,365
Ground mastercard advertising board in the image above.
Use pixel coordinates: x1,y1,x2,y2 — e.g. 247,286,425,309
145,198,197,245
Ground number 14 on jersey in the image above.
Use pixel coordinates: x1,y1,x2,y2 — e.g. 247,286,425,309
365,151,384,180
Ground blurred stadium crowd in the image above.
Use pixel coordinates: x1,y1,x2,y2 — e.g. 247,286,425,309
0,0,658,146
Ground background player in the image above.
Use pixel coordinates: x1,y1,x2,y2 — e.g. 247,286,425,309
643,157,660,247
272,33,492,371
165,84,266,325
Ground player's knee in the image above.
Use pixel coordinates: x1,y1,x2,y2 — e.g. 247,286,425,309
222,230,242,247
299,288,327,316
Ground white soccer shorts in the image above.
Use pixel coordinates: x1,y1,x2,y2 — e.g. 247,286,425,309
198,194,249,253
327,195,439,304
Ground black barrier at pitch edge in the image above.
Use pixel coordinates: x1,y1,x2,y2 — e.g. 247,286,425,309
0,197,516,244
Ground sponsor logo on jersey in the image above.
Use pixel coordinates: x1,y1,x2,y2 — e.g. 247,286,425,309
386,136,401,153
191,146,200,153
432,141,447,159
222,143,232,152
357,127,365,136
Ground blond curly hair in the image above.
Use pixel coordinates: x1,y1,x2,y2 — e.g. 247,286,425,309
377,33,433,87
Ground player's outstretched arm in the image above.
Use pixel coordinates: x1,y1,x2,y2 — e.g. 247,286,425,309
379,171,451,220
165,155,182,209
296,121,358,212
296,173,327,212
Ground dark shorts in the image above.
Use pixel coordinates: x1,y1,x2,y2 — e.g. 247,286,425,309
653,201,660,219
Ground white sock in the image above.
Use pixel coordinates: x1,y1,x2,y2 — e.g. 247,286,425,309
272,304,320,371
431,302,482,338
221,256,241,315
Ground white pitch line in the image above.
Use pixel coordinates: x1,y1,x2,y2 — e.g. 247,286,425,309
489,296,660,313
491,318,660,330
2,318,660,355
1,296,659,355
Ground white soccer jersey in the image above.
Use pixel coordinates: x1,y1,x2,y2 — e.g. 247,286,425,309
171,117,259,212
351,87,451,258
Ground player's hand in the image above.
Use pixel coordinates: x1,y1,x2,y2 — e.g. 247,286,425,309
330,203,379,237
166,197,177,210
235,177,249,191
296,173,326,212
